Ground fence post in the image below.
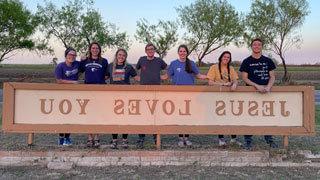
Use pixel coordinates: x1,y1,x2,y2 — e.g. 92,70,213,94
283,135,289,149
156,134,161,150
27,133,34,146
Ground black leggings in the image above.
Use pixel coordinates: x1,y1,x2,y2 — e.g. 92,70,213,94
112,134,128,140
218,135,236,139
59,133,70,138
179,134,189,138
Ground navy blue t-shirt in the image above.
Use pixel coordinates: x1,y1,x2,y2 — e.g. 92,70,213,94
107,63,137,85
136,56,167,85
239,55,276,85
55,61,80,81
168,59,199,85
80,58,108,84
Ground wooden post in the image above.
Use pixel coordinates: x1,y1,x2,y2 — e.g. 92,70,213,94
283,135,289,149
156,134,161,150
27,133,34,146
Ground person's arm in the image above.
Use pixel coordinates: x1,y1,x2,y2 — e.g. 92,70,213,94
192,61,206,80
129,65,140,82
241,71,266,93
264,70,275,92
56,79,78,84
196,73,207,80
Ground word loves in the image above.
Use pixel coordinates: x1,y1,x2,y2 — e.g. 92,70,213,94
39,98,291,117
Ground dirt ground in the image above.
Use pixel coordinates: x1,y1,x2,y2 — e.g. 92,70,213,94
1,165,320,179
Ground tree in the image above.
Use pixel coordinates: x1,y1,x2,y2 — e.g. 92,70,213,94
36,0,129,54
135,18,178,59
245,0,309,82
177,0,244,66
0,0,49,63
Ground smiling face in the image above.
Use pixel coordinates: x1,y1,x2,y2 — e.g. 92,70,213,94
145,45,155,58
221,53,231,65
90,44,100,58
251,40,263,54
178,47,188,60
66,50,77,63
116,50,127,64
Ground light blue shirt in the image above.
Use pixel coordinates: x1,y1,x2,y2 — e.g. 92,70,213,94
168,59,199,85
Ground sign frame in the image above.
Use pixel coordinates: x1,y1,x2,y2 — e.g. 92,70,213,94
2,82,315,136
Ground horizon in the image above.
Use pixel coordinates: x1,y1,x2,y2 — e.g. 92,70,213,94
2,0,320,65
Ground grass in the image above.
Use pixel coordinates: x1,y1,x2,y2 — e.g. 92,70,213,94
199,65,320,72
316,105,320,125
0,105,2,129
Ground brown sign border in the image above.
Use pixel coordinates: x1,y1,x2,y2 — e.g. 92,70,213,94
2,82,315,136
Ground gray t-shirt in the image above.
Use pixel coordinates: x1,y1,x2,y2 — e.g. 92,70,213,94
136,56,167,85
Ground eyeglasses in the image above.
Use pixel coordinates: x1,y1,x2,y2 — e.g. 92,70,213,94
67,54,77,57
146,48,155,51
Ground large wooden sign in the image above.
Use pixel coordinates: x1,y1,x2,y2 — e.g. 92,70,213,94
2,82,315,135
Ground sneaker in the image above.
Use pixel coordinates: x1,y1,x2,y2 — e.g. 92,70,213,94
93,139,100,148
218,138,227,147
122,139,129,149
184,138,192,146
136,139,144,149
63,137,72,146
58,137,64,145
244,141,253,151
268,141,278,149
110,140,118,149
86,139,94,147
178,137,185,147
230,138,242,146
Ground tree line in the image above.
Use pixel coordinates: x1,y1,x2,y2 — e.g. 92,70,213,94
0,0,310,81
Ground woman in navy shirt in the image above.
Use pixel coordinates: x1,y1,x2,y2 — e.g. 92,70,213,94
80,42,108,148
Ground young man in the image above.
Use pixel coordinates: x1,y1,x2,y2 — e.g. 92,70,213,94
239,38,278,150
135,43,167,149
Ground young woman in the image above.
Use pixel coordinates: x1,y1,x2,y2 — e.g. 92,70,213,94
80,42,108,148
167,44,206,147
106,48,139,149
206,51,242,147
54,47,80,146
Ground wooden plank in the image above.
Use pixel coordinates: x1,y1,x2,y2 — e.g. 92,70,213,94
2,83,15,131
27,133,34,146
283,135,289,149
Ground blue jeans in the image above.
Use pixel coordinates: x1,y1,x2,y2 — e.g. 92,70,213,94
244,135,273,144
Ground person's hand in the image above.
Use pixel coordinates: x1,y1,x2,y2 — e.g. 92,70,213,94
161,74,168,80
264,86,272,92
230,83,237,91
255,84,266,93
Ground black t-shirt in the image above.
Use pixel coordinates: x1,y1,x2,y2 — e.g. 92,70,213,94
239,55,276,85
136,56,167,85
107,63,137,85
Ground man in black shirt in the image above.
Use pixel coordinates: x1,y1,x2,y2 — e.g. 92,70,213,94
239,38,278,150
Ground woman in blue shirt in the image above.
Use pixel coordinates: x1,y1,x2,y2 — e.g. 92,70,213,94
167,44,206,147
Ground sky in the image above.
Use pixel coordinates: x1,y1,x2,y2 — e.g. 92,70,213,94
3,0,320,65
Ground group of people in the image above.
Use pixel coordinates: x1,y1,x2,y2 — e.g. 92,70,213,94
55,38,278,150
